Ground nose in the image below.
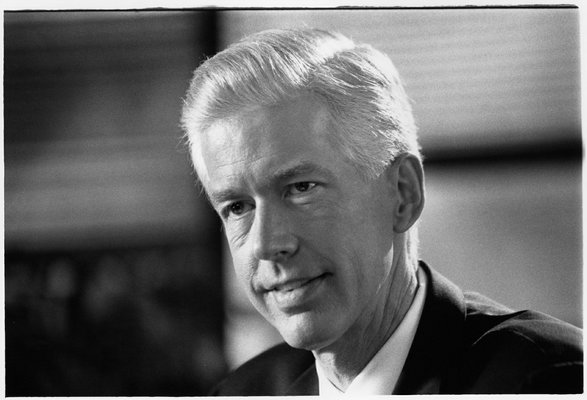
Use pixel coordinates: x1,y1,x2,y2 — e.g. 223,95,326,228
251,203,299,262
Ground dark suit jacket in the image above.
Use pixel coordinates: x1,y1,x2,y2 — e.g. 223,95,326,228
212,262,583,395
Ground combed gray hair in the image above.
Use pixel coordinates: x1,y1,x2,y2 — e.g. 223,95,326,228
181,28,422,267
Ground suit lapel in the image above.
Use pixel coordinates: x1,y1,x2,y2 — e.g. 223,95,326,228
394,262,467,394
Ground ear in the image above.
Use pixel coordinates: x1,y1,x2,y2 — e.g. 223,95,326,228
389,154,425,233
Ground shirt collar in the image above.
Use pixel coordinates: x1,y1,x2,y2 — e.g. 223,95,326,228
316,266,427,396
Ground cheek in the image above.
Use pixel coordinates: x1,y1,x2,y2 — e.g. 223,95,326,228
229,244,257,291
329,225,394,300
232,259,274,319
224,218,253,249
339,247,369,292
294,201,347,244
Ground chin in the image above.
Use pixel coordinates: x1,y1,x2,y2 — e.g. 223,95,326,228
277,315,341,351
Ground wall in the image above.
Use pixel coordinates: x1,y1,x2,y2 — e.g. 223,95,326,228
4,11,226,395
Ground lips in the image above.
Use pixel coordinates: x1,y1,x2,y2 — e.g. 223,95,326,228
266,274,328,309
269,276,321,292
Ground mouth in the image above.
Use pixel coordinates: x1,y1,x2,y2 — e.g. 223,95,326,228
266,274,329,309
270,275,324,292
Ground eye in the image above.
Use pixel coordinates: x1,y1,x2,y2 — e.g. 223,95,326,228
224,201,253,218
288,182,317,196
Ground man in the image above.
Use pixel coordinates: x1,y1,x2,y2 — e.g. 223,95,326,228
181,28,582,395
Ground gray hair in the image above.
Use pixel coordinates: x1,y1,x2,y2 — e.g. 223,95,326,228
181,28,422,267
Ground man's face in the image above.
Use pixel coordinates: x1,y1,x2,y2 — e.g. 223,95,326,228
195,96,400,351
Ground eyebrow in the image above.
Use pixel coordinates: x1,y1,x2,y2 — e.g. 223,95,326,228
207,161,335,206
207,188,242,207
270,161,335,184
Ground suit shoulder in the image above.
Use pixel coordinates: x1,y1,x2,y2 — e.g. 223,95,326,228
466,291,582,357
462,294,582,393
489,310,582,356
210,342,314,396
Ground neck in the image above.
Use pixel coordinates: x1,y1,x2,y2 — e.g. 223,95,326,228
313,253,418,391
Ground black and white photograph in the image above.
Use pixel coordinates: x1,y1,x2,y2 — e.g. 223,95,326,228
3,4,583,396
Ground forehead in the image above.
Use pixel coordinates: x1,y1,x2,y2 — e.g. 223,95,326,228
194,96,336,188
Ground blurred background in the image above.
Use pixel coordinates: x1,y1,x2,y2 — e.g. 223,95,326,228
4,7,582,396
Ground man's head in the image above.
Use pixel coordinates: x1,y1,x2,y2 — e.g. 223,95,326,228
182,28,420,178
181,28,425,351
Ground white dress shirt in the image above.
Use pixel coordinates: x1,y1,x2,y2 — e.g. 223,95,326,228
316,267,427,395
